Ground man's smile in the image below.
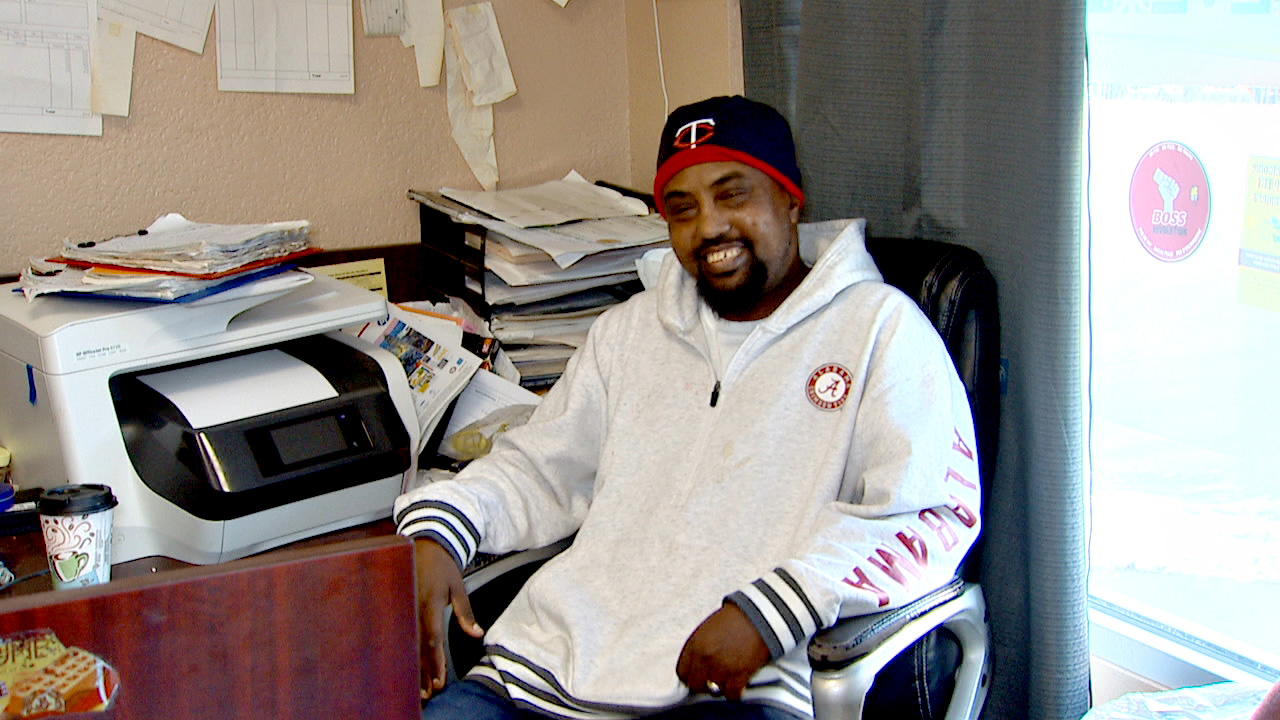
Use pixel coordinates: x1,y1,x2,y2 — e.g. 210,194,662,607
700,243,750,275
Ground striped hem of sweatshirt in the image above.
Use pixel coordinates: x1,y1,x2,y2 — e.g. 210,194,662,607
395,498,480,569
466,646,811,719
725,567,825,661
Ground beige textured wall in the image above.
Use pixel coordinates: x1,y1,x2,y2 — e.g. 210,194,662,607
0,0,742,274
626,0,743,194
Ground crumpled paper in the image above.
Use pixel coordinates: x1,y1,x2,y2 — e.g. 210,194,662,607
445,37,498,190
442,1,516,190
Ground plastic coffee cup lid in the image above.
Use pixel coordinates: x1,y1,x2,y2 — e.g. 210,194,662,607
38,484,119,515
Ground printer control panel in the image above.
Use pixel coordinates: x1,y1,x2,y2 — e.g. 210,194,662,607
247,408,372,475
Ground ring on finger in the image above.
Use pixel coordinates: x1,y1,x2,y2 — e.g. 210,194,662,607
706,680,722,696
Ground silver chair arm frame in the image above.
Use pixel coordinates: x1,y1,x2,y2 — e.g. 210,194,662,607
811,583,990,720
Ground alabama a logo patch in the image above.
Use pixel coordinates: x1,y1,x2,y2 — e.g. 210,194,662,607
807,364,853,411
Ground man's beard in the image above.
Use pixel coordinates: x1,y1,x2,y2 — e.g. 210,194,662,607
696,254,768,319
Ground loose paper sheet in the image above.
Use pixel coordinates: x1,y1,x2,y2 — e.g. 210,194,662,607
445,36,497,190
360,0,405,35
441,173,651,228
91,19,136,117
482,213,668,268
306,258,389,296
440,369,540,445
138,349,337,428
446,1,515,106
400,0,443,86
216,0,355,94
99,0,212,54
0,0,102,136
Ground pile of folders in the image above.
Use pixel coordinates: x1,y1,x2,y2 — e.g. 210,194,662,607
17,213,319,303
415,178,670,390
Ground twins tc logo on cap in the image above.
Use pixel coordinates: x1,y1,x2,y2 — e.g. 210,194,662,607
674,118,716,150
653,96,805,213
807,364,853,411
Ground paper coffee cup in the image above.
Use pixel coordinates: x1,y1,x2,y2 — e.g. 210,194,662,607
38,485,118,590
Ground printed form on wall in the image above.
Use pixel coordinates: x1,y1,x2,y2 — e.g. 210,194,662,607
91,18,135,117
0,0,102,136
215,0,354,93
99,0,212,54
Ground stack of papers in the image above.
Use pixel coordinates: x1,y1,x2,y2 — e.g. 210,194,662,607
488,287,625,347
413,171,668,298
19,260,311,302
58,213,312,275
18,213,317,302
410,172,668,390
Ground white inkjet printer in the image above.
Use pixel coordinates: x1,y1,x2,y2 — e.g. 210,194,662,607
0,272,419,565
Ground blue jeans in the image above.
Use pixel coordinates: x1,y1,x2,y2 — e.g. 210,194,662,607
421,679,802,720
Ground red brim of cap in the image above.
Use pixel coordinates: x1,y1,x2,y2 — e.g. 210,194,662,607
653,145,805,217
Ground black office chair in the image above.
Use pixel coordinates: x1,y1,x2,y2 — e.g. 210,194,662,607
806,236,999,720
448,236,1001,720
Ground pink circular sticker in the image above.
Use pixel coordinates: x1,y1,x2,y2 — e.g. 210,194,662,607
1128,141,1211,262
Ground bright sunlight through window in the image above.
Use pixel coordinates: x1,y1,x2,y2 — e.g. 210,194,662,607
1087,0,1280,682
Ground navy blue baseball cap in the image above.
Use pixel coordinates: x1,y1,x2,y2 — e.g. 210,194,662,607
653,95,804,215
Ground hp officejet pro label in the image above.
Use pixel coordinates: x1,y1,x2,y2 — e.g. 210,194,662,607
73,343,127,363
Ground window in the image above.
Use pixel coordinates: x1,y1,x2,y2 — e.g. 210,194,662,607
1087,0,1280,683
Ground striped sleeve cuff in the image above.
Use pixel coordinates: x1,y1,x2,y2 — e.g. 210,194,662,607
725,568,825,661
394,499,481,570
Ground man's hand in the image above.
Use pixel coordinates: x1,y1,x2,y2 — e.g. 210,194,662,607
675,602,771,701
414,538,484,700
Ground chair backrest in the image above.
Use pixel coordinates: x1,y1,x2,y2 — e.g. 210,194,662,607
865,236,1001,581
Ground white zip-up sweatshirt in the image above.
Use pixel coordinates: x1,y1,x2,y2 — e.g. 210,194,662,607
396,218,982,719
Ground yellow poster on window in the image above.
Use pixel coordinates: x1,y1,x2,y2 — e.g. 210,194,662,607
1238,155,1280,312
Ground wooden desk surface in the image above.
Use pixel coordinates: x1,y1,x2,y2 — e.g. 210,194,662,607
0,522,419,719
0,518,397,596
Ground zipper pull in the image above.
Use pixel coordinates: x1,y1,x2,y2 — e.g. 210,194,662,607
710,380,721,407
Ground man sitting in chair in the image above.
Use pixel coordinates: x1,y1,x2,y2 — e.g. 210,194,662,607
400,95,982,720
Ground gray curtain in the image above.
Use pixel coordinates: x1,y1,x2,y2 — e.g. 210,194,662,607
742,2,1091,719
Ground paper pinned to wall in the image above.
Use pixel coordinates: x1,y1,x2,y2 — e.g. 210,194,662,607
446,1,516,106
361,0,406,36
400,0,444,87
91,19,136,117
0,0,102,136
99,0,212,54
445,36,497,190
215,0,355,94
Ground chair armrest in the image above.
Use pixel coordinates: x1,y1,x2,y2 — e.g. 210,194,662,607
809,577,967,669
462,536,574,593
809,580,990,720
